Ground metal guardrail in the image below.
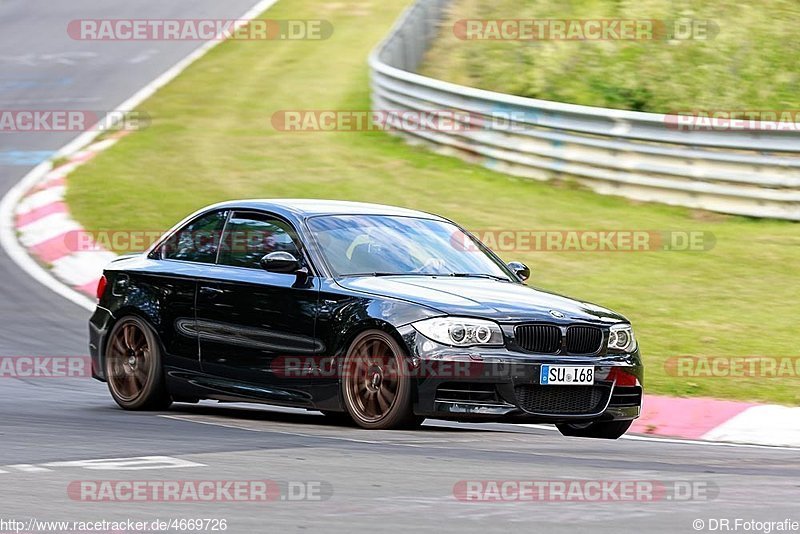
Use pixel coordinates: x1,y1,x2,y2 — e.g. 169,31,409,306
369,0,800,220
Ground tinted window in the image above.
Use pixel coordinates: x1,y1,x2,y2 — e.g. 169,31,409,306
158,210,227,263
218,212,300,269
306,215,511,279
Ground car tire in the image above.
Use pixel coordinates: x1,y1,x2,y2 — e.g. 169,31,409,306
556,419,633,439
104,316,172,411
341,329,423,430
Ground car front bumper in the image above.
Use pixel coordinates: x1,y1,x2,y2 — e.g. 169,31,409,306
401,327,643,424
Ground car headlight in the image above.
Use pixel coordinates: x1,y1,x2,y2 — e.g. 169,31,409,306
608,323,636,352
412,317,504,347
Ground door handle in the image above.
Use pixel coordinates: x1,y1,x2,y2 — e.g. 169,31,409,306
199,286,224,297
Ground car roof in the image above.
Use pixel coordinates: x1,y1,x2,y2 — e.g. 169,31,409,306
207,199,447,221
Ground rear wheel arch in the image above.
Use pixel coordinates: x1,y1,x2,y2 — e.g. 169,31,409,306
104,314,172,410
101,307,164,367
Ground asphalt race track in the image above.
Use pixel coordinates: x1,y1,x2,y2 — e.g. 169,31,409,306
0,0,266,355
0,2,798,533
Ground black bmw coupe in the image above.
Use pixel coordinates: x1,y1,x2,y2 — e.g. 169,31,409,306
89,200,643,438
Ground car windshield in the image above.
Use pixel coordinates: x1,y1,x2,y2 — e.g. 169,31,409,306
306,214,512,280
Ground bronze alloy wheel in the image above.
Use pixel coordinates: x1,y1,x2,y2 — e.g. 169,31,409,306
342,330,422,430
105,316,171,410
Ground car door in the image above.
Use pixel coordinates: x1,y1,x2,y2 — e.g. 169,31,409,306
145,208,229,373
195,210,319,404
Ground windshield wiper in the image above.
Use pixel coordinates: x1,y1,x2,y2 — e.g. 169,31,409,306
448,273,510,282
345,272,426,277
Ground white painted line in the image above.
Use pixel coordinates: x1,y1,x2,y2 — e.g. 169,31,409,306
0,0,279,313
620,433,800,450
7,464,51,473
702,405,800,447
43,455,205,471
160,414,262,432
87,138,121,153
18,213,79,246
15,186,65,215
0,163,95,310
51,251,117,286
45,0,281,162
162,414,800,451
45,161,81,180
521,422,800,451
160,414,399,445
69,150,94,162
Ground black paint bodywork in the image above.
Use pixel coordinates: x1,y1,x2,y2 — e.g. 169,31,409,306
89,200,643,424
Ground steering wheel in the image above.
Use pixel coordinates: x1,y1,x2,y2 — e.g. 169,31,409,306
411,258,446,274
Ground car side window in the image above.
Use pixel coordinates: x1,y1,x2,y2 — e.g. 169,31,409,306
157,210,228,263
217,212,301,269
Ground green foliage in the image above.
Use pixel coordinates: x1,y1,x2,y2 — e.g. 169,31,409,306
422,0,800,111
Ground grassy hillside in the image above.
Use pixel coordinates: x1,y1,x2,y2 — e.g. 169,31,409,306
421,0,800,111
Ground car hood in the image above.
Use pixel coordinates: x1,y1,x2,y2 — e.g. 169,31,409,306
335,276,627,324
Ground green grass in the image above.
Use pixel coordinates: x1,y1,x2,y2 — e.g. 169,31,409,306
66,0,800,405
421,0,800,111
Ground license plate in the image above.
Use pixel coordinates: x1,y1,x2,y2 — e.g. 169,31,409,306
540,365,594,385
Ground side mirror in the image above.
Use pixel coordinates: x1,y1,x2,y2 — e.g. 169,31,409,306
507,261,530,282
260,251,302,274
